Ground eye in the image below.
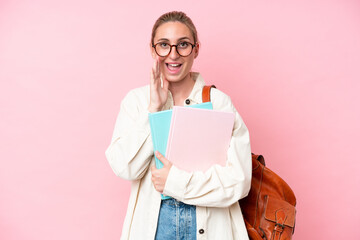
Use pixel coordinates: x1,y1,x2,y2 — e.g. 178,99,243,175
158,42,169,48
178,41,189,49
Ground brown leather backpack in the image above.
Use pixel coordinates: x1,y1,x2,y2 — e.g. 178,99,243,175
202,86,297,240
239,154,296,240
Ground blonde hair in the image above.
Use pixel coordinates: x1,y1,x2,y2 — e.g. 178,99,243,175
151,11,198,45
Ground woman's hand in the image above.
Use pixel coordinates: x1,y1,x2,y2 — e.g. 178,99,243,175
148,59,169,113
151,151,173,193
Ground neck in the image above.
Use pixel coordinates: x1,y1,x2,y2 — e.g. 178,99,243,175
169,73,195,106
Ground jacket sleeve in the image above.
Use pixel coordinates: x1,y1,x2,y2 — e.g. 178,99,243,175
105,89,154,181
162,93,252,208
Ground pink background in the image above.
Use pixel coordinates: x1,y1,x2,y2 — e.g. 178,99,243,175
1,0,359,239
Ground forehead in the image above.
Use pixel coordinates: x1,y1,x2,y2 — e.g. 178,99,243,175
154,21,193,42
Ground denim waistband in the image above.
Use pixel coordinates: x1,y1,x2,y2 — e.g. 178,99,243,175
155,198,197,240
161,198,191,206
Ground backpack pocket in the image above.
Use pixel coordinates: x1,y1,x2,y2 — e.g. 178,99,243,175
259,195,296,240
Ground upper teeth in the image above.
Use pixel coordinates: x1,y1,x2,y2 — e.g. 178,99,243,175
169,64,180,67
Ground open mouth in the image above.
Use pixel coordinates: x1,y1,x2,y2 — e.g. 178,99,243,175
166,63,182,72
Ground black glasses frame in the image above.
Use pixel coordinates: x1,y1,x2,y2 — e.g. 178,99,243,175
152,42,196,57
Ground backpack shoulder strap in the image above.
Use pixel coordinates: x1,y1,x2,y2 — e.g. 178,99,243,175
202,85,216,103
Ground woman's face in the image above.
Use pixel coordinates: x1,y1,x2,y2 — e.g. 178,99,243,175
152,21,199,83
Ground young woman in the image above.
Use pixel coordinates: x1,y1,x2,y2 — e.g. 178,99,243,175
106,11,252,240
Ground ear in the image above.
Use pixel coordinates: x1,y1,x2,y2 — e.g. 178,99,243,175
194,42,200,59
150,42,156,59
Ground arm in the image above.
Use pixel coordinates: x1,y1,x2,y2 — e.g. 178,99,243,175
105,90,153,181
162,94,252,208
106,59,169,181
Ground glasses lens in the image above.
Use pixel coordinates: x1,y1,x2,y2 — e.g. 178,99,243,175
155,43,170,57
177,42,193,57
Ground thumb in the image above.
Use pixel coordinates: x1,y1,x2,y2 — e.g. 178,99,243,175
155,151,170,166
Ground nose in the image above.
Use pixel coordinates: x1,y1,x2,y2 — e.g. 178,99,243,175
168,45,180,59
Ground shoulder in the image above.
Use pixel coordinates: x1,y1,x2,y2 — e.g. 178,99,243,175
196,71,249,133
209,87,234,112
124,85,149,101
121,85,150,108
210,87,248,131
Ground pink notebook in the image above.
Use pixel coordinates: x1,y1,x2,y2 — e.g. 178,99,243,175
166,106,235,172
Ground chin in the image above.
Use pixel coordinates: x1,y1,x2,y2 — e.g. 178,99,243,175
163,71,191,83
165,75,184,83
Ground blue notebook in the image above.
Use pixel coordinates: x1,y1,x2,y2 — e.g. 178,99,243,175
149,102,213,199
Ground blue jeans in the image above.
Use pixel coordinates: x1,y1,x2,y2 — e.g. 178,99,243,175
155,198,197,240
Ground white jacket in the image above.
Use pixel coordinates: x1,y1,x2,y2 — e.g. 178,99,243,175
106,72,252,240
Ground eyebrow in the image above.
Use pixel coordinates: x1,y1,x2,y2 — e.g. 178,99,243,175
156,37,192,42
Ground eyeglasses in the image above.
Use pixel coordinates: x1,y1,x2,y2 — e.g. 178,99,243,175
152,41,196,57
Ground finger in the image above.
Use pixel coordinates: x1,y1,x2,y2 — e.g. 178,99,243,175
162,74,169,91
154,59,160,79
150,65,156,85
152,181,158,189
151,61,158,84
155,151,169,165
156,57,160,74
152,58,157,72
151,165,157,173
150,68,155,84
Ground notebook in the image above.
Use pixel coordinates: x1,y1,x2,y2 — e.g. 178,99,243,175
148,102,213,199
166,106,235,172
149,102,213,169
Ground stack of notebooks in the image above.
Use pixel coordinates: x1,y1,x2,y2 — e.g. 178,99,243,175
149,102,235,199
